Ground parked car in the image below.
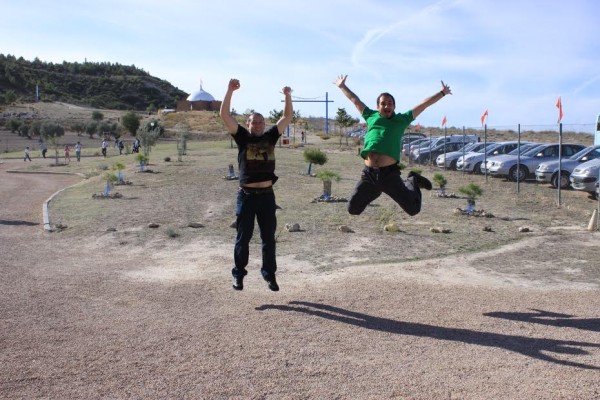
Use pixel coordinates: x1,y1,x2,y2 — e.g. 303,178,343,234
479,143,540,175
457,141,534,174
412,141,467,164
535,145,600,188
410,135,478,162
570,158,600,198
485,143,586,182
403,138,434,158
436,141,489,170
401,132,427,147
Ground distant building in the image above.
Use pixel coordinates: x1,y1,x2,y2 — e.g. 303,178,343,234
176,82,221,112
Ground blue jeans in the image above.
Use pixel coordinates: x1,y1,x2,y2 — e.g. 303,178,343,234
233,188,277,280
348,164,422,216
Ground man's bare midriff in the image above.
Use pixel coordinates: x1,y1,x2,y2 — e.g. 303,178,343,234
243,181,273,188
364,152,398,168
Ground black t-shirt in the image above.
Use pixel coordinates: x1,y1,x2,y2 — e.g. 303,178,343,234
233,125,281,185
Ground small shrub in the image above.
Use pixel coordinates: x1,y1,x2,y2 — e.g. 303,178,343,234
316,170,341,183
164,156,171,162
432,173,447,188
166,228,179,238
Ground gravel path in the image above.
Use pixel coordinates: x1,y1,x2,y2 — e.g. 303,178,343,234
1,159,599,399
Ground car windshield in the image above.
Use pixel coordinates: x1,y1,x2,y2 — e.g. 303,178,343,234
475,142,499,153
507,143,541,156
570,146,600,161
523,144,551,157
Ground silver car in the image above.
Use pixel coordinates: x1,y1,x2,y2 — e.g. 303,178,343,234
402,138,432,158
479,143,540,175
570,158,600,198
535,145,600,188
456,141,528,174
436,141,488,170
485,143,586,182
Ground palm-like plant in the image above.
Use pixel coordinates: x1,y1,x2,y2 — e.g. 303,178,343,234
303,148,328,175
316,170,341,199
458,183,483,214
432,173,448,196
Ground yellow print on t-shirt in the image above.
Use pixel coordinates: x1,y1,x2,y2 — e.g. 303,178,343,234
246,142,275,161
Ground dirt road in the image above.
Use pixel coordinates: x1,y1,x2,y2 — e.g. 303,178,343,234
1,159,599,399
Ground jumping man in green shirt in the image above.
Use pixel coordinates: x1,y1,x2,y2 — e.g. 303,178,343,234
335,74,451,216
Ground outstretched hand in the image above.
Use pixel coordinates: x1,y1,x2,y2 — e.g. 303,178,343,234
228,79,240,91
441,80,452,96
334,74,348,88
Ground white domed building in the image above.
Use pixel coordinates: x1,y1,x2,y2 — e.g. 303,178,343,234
176,82,221,112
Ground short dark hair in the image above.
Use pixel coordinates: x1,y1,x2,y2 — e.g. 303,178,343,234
247,112,264,124
377,92,395,106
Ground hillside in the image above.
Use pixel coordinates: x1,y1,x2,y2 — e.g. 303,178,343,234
0,54,187,111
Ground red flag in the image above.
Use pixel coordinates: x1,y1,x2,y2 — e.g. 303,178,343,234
481,109,488,126
441,116,447,127
556,96,563,123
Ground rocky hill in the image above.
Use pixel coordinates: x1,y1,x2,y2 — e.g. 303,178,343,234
0,54,187,111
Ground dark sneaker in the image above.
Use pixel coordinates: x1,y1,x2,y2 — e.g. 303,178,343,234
408,171,432,191
264,276,279,292
232,275,244,291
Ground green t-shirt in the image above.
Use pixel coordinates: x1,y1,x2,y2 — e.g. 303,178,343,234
360,107,414,161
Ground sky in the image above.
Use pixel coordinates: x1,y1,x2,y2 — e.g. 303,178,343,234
2,0,600,132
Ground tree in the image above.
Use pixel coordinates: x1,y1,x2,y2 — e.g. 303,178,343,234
40,121,65,164
335,107,358,132
121,111,141,136
112,162,126,184
303,148,328,175
85,121,98,139
432,173,448,196
458,183,483,214
316,169,341,200
7,119,21,133
92,111,104,121
174,123,191,161
335,107,359,145
269,109,283,123
71,122,86,137
4,90,17,104
136,123,161,158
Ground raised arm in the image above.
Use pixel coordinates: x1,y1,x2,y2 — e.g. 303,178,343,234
220,78,241,134
411,80,452,119
276,86,293,134
334,74,366,115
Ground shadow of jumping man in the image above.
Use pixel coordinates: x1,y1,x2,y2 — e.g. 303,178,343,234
484,309,600,333
256,301,600,370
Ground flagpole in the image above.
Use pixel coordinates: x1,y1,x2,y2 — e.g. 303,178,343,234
557,123,563,207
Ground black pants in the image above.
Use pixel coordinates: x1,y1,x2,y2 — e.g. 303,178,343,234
348,164,422,216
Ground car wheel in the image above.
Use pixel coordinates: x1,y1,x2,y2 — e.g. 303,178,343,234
551,171,570,189
449,160,457,170
509,165,528,182
472,161,482,174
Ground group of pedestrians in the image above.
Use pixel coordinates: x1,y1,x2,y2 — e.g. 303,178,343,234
220,75,451,292
25,137,137,162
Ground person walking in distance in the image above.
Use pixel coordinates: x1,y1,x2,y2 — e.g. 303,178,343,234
219,78,293,292
334,74,452,217
40,141,47,159
64,145,71,164
24,146,32,162
101,138,108,158
75,141,82,162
